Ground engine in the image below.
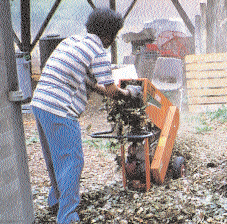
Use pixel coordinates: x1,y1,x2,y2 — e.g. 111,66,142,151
125,134,159,189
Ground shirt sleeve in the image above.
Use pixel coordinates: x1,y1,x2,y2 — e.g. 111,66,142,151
89,52,115,85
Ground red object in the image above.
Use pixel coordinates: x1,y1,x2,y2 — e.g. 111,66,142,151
146,30,190,59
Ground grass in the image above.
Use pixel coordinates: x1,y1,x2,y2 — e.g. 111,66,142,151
192,105,227,134
206,105,227,124
83,138,120,156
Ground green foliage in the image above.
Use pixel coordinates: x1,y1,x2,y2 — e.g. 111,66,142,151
192,105,227,134
195,124,212,134
83,138,120,156
206,105,227,123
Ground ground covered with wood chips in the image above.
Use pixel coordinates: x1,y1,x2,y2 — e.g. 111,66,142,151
23,94,227,224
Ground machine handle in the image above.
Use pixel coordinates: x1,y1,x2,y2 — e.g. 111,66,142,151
90,130,159,140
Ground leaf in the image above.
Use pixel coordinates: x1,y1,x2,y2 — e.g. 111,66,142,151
86,124,92,132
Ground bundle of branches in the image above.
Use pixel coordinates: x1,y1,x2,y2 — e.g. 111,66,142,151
103,96,149,136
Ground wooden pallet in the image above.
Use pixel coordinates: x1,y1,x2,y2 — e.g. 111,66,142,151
185,53,227,113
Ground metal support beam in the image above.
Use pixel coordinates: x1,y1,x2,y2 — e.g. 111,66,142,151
110,0,116,10
170,0,195,36
195,15,201,54
0,1,34,222
87,0,96,9
30,0,62,51
21,0,31,52
13,30,23,51
109,0,138,64
206,0,217,53
123,0,138,21
200,3,207,54
110,0,118,64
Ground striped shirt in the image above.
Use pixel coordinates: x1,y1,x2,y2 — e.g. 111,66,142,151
31,33,114,118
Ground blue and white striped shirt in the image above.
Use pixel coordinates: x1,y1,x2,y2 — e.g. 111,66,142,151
31,33,114,118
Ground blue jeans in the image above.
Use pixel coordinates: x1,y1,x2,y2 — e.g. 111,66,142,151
32,106,84,224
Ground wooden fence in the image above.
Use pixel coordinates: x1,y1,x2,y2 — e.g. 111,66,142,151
185,52,227,113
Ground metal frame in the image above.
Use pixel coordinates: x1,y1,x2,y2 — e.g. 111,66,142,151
91,78,180,191
13,0,194,62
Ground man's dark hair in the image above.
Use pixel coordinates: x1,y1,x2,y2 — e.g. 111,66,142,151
86,8,124,38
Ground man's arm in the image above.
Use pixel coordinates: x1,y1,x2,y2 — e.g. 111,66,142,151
93,83,129,100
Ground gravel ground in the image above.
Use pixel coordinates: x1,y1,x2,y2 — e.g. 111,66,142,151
23,94,227,224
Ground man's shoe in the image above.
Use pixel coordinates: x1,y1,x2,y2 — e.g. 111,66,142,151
50,203,59,215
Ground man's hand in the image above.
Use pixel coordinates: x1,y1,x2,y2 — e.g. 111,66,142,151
125,85,143,107
92,83,143,103
126,85,142,99
104,83,129,99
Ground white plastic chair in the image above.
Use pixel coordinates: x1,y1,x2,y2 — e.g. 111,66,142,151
152,57,184,110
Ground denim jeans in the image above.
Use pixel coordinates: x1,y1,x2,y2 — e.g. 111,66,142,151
32,106,84,224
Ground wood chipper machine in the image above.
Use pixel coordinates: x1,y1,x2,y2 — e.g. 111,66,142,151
91,78,186,191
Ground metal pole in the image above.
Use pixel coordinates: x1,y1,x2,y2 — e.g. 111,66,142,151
0,0,34,223
195,15,202,54
200,3,207,54
123,0,138,21
87,0,96,9
170,0,195,36
110,0,118,64
110,0,116,10
21,0,31,52
13,30,23,51
206,0,217,53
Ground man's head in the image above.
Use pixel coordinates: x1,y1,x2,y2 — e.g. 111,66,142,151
86,8,124,48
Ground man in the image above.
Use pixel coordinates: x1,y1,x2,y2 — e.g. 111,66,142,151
31,8,140,224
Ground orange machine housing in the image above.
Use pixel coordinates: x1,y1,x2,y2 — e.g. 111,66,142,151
119,78,180,189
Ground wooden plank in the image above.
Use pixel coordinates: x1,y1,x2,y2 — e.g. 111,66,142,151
186,61,227,71
187,87,227,97
186,70,226,79
188,95,227,105
187,77,227,89
188,104,226,113
185,52,227,64
185,53,227,112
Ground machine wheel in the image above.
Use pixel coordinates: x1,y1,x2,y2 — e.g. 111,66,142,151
172,156,186,179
